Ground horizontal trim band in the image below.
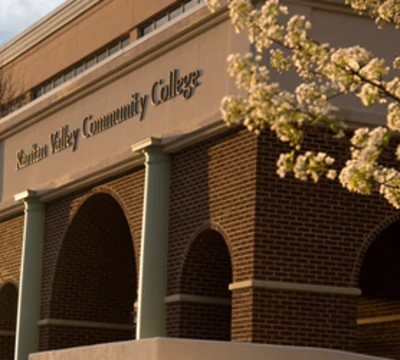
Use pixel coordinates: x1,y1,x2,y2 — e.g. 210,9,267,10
37,318,133,331
357,314,400,325
229,280,361,296
165,294,231,305
0,330,15,337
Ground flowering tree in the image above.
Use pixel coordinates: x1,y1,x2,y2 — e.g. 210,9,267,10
205,0,400,208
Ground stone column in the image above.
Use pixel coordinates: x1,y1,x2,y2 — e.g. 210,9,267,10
14,190,45,360
132,138,171,339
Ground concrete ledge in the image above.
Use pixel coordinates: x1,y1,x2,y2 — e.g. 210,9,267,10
37,318,133,331
30,338,387,360
0,330,15,337
164,294,231,305
357,314,400,325
229,280,361,297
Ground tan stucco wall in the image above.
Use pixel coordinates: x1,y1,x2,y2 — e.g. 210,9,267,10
3,0,176,94
268,1,399,123
0,7,248,209
30,338,387,360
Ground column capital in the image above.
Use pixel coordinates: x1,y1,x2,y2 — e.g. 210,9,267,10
14,190,39,203
131,138,169,165
131,137,163,154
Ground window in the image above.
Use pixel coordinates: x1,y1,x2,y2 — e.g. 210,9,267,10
31,36,129,101
141,0,204,37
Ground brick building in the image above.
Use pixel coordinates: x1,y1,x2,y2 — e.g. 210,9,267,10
0,0,399,359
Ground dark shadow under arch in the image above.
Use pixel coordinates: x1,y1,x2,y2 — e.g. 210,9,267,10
0,282,17,360
352,213,400,286
357,220,400,360
177,229,232,341
44,193,137,351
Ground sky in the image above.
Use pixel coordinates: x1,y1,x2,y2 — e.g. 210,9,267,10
0,0,65,47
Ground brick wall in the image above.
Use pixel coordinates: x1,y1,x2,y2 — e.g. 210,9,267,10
166,129,258,339
356,218,400,358
0,283,18,331
357,321,400,359
15,125,400,356
0,336,16,360
255,129,398,354
169,229,232,340
40,326,132,352
166,126,400,356
252,288,356,350
180,229,232,298
0,214,23,360
40,168,144,351
168,302,231,341
0,283,18,360
231,288,253,343
0,215,23,285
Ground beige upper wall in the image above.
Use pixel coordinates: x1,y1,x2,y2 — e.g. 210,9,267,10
2,0,176,94
310,4,399,115
267,1,399,122
0,7,247,210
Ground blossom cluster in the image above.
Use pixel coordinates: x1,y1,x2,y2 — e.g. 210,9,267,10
340,127,400,208
205,0,400,208
277,151,337,182
346,0,400,28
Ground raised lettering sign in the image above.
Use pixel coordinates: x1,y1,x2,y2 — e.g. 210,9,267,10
15,69,202,171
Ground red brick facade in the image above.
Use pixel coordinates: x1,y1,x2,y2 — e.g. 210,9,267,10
0,215,23,360
0,283,18,360
40,169,145,351
1,128,400,358
166,129,257,340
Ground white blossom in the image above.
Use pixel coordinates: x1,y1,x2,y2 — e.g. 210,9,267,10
205,0,400,208
346,0,400,27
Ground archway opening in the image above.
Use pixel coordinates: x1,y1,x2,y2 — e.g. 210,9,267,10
0,283,17,360
357,220,400,359
178,229,232,341
46,193,136,350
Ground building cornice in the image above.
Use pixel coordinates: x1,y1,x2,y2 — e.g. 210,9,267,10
0,0,103,67
0,0,364,69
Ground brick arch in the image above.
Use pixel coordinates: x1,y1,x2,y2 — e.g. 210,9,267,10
178,221,235,288
0,282,18,360
177,226,233,341
46,192,137,350
351,213,400,286
85,186,139,268
66,186,139,267
355,217,400,359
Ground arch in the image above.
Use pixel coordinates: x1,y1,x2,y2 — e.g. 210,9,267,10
352,213,400,286
46,192,137,351
356,219,400,359
176,227,233,341
0,282,18,360
65,186,139,265
178,221,234,287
